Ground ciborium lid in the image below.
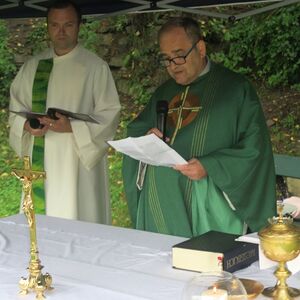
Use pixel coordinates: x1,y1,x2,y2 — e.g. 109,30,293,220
258,201,300,241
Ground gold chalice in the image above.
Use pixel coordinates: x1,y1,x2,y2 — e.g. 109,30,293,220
258,202,300,300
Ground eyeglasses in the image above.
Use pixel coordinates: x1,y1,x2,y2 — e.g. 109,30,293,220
159,40,199,67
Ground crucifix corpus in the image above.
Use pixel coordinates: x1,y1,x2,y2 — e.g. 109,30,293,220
11,156,53,300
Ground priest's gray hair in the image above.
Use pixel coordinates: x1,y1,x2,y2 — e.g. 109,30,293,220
158,17,203,44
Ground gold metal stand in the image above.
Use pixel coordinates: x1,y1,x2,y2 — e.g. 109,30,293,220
258,202,300,300
12,156,53,299
262,264,300,299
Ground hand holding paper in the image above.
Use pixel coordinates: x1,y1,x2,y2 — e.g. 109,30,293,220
108,134,187,167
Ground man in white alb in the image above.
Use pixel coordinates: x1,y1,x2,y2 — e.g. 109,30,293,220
9,0,120,223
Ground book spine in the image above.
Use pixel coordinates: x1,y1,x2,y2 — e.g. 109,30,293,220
223,243,258,273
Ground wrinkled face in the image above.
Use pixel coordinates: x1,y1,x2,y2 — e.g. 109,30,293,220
159,27,206,85
47,5,80,56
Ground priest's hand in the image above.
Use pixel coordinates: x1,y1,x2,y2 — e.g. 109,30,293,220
147,128,170,142
174,158,207,180
283,196,300,218
40,112,72,133
24,120,49,136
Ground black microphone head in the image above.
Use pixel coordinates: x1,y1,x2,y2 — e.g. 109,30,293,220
156,100,169,114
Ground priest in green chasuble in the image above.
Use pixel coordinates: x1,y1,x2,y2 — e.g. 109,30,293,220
122,17,276,238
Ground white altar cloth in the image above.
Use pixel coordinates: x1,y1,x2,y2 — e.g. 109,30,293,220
0,214,299,300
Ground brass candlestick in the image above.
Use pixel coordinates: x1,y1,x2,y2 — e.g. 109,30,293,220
258,201,300,300
12,156,53,300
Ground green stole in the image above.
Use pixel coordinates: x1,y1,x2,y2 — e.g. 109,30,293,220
31,59,53,211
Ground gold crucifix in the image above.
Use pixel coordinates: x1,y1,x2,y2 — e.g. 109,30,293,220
11,156,53,300
12,156,45,227
168,86,202,145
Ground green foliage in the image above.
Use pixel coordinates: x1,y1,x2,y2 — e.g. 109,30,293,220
0,21,17,108
79,20,102,53
121,14,162,106
108,151,131,227
123,46,154,105
199,17,226,47
0,177,21,217
25,20,48,55
108,15,129,32
292,83,300,92
210,5,300,87
108,106,135,228
0,108,22,217
268,95,300,155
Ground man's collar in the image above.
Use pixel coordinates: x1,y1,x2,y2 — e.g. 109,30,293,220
52,43,79,58
199,56,210,77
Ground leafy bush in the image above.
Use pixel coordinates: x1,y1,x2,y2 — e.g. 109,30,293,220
211,5,300,87
25,19,48,55
79,20,102,53
0,20,17,108
119,14,167,106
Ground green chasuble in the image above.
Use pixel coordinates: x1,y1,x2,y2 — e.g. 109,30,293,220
122,62,276,238
32,59,53,209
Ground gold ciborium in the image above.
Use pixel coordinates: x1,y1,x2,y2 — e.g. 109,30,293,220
258,202,300,300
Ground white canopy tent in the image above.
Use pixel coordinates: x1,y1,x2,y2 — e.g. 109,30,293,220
0,0,299,20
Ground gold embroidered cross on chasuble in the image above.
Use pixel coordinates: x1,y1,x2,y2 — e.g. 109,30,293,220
167,86,202,145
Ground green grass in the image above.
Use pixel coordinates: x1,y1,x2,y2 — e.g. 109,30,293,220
108,150,131,227
0,108,22,217
0,176,21,217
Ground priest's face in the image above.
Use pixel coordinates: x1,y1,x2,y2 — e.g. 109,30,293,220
159,27,206,85
47,5,80,56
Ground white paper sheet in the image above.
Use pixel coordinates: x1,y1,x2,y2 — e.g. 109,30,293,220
108,134,187,167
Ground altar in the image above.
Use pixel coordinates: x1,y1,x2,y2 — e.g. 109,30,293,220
0,214,299,300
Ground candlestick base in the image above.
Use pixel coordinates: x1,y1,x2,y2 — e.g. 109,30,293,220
19,258,53,300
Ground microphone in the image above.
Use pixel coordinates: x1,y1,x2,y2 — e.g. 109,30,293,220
156,100,169,142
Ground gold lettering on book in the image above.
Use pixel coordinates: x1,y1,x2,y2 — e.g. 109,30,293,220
226,249,256,269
